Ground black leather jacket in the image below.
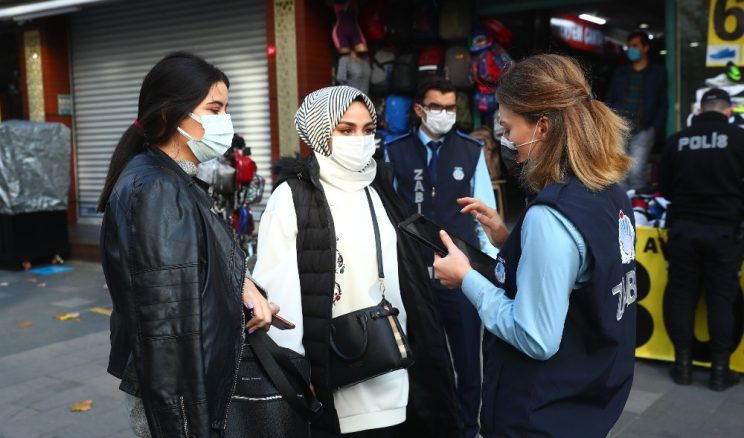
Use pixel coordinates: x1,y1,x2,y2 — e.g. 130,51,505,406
101,146,246,437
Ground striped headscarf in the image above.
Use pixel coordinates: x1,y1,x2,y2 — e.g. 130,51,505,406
294,85,377,156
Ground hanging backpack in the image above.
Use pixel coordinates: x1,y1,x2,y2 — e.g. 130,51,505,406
370,48,396,96
360,1,386,42
439,0,472,41
445,45,472,89
233,150,257,186
413,0,439,42
385,1,413,43
391,51,417,94
417,44,444,78
384,94,413,134
455,91,473,132
480,18,513,46
471,43,513,94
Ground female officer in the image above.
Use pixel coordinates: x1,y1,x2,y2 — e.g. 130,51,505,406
434,54,636,437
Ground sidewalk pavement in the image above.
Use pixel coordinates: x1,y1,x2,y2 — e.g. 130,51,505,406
1,261,743,437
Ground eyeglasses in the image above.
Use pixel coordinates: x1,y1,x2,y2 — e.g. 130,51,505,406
422,103,457,114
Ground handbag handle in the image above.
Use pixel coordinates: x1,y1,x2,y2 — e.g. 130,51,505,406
329,313,369,361
364,187,385,299
245,330,323,420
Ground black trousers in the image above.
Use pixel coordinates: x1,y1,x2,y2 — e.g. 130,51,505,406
436,288,482,438
663,220,743,356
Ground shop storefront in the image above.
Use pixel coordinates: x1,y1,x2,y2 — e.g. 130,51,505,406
68,0,271,222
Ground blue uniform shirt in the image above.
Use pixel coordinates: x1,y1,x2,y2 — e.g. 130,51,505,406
461,205,592,360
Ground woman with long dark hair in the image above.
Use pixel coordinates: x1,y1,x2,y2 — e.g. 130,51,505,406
99,52,277,438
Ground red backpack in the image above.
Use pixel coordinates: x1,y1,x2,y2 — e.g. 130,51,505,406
418,45,444,73
233,150,257,186
360,1,385,42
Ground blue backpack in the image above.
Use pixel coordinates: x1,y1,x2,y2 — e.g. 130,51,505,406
384,95,413,134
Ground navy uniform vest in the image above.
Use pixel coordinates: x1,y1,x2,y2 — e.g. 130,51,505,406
482,177,637,437
386,130,482,246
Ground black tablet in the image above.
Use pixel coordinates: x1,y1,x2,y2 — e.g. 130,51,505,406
398,213,498,284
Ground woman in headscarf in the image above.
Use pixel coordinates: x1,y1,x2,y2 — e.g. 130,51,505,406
252,86,461,437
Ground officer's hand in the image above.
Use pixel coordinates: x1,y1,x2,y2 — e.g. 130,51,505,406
458,197,509,247
433,230,473,289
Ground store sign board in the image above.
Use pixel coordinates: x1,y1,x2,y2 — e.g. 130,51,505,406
706,0,744,67
550,14,604,54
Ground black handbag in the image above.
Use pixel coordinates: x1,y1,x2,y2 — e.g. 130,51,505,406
225,329,322,438
328,187,415,388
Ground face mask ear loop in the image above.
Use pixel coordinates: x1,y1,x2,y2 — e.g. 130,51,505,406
519,118,542,164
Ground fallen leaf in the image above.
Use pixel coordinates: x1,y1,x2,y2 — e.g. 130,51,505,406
17,321,33,329
89,307,113,317
70,400,92,412
55,312,81,321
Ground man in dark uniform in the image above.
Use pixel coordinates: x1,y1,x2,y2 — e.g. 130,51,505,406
385,76,498,438
660,88,744,391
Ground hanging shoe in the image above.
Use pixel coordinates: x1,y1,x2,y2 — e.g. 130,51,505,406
705,73,737,88
669,347,693,385
725,61,742,83
709,353,740,391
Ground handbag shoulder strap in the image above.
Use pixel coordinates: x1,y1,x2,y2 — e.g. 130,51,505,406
363,187,385,299
246,330,322,420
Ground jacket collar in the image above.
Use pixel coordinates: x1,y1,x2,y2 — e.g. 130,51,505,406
692,111,729,125
145,145,202,187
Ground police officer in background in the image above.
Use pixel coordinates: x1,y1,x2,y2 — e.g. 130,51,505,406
660,88,744,391
385,76,499,438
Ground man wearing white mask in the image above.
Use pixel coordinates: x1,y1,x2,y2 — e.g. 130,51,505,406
385,76,498,438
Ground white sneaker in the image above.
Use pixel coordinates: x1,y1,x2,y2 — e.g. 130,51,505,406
705,73,737,87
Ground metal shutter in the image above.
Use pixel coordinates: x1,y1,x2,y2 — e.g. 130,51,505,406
70,0,270,223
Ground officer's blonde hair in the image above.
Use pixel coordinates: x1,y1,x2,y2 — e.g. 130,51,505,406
497,54,632,192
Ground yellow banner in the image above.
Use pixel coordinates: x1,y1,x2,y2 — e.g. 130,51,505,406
706,0,744,66
634,226,744,371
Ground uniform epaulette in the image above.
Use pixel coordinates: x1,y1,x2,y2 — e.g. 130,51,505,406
384,132,413,145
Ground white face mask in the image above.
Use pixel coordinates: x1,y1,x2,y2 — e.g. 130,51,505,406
422,109,456,135
330,134,376,172
177,113,234,162
499,122,540,151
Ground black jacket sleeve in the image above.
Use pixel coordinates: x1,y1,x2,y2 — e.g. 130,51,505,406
125,177,212,437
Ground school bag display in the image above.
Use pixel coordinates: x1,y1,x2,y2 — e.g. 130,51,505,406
445,45,472,89
370,48,396,96
391,51,417,94
439,0,472,41
384,94,413,134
